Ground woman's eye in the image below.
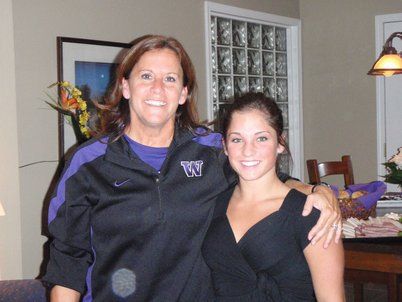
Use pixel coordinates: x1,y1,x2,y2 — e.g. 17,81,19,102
141,73,152,80
165,76,177,82
257,136,268,142
231,138,242,143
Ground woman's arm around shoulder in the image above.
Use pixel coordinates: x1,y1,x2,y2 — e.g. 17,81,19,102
304,237,345,302
50,285,81,302
286,179,342,247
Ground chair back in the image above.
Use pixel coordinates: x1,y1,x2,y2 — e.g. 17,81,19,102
306,155,355,187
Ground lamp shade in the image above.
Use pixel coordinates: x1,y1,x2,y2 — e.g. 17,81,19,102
368,32,402,76
368,53,402,76
0,200,5,216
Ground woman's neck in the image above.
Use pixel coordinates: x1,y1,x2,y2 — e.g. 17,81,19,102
124,123,174,147
234,172,289,203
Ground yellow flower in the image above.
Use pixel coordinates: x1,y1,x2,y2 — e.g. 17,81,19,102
72,87,82,98
77,98,87,111
80,126,91,138
46,81,97,142
79,111,90,126
60,81,71,87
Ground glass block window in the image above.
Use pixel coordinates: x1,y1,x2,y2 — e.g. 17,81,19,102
205,2,302,178
210,17,290,173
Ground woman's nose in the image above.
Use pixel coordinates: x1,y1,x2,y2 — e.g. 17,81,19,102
242,141,255,156
151,78,164,93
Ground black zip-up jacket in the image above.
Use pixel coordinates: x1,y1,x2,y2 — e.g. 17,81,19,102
43,128,292,301
43,129,235,301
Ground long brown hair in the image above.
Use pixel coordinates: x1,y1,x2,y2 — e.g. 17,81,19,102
99,35,200,140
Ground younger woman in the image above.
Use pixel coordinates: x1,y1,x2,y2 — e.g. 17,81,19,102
202,92,345,301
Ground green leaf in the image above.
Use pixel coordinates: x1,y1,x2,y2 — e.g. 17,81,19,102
44,91,58,104
47,82,59,89
381,161,402,185
45,101,73,116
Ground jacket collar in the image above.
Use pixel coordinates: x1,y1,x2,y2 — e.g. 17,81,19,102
104,127,196,170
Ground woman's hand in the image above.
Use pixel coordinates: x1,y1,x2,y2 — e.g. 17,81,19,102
286,179,342,248
304,185,342,248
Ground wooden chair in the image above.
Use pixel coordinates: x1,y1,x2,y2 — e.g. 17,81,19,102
306,155,354,186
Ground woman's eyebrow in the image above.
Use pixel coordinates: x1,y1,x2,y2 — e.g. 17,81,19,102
254,130,270,135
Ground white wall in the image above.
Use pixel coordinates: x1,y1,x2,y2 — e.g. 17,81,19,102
7,0,299,279
0,0,23,279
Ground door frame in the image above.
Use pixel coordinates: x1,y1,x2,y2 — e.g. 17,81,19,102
375,13,402,181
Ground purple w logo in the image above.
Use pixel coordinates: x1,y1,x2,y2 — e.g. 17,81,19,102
181,160,204,177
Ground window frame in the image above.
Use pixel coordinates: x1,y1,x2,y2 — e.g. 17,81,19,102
204,1,303,179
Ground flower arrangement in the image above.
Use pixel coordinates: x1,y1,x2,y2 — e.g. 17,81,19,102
383,147,402,189
46,81,95,143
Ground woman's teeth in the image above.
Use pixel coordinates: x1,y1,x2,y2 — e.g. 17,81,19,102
145,100,166,107
241,161,259,167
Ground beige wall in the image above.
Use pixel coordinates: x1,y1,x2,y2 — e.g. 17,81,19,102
300,0,402,185
7,0,299,279
0,0,23,279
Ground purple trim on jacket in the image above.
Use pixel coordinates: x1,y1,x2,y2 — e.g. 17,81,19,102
192,129,222,149
48,140,108,224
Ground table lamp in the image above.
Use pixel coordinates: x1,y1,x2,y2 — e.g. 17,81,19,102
0,200,5,216
368,32,402,76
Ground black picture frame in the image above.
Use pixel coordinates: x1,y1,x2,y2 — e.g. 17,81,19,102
57,37,131,160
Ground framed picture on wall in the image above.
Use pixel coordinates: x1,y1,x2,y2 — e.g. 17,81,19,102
57,37,132,160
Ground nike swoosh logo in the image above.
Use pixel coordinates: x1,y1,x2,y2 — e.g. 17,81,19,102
114,179,131,187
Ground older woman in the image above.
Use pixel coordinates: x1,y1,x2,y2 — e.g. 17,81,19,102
43,35,341,302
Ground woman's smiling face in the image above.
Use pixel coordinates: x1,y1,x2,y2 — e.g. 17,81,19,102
122,48,188,132
224,109,284,182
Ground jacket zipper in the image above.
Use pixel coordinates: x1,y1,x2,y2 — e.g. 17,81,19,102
154,139,194,221
155,172,163,221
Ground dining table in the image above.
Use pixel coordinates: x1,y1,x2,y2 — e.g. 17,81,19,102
342,192,402,302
